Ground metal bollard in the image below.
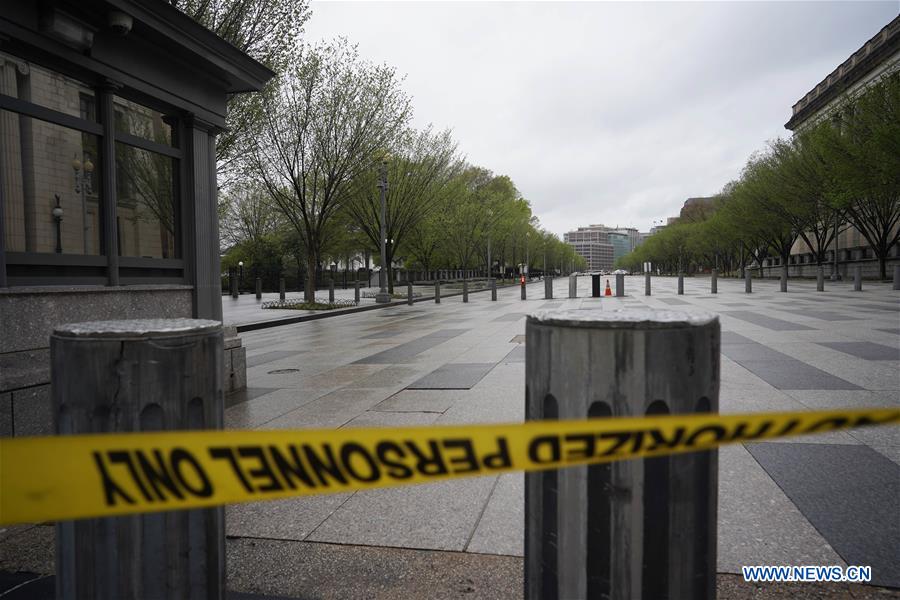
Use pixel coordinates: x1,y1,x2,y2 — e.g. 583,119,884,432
817,266,824,292
230,269,238,299
615,273,624,297
463,280,469,303
408,282,414,305
279,277,286,301
678,273,684,295
710,269,717,294
745,270,752,294
854,266,862,291
329,279,335,303
521,278,527,300
53,319,225,600
780,265,788,292
645,272,651,296
491,278,497,301
354,280,361,304
255,277,262,299
525,309,719,600
435,280,441,304
894,265,900,291
569,274,577,299
544,276,553,300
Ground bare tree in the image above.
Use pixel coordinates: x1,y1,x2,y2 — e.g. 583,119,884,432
249,40,411,301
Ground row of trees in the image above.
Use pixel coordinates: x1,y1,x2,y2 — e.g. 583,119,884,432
172,1,582,298
618,73,899,280
199,15,583,299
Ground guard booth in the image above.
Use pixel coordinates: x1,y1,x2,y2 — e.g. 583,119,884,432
0,1,273,437
591,273,601,297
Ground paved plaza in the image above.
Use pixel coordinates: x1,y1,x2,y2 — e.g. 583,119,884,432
222,275,899,595
2,275,898,598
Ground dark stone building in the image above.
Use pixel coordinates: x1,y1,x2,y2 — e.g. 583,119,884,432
0,1,273,436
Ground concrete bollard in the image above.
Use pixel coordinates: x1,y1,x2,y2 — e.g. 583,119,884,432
407,282,414,306
329,279,335,303
434,281,441,304
894,265,900,291
544,276,553,300
53,319,225,600
817,267,824,292
491,278,497,301
463,280,469,303
780,265,788,292
854,266,862,291
569,275,577,299
521,278,527,300
710,269,717,294
279,277,286,300
645,272,651,296
678,273,684,295
255,277,262,299
524,309,719,600
745,270,752,294
355,280,361,304
230,269,238,299
615,273,624,297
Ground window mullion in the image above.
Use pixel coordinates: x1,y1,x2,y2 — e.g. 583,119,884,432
99,80,121,286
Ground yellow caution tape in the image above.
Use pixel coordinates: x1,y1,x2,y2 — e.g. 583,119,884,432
1,407,897,525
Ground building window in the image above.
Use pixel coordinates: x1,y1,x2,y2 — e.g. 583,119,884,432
1,110,102,255
1,51,183,285
115,143,178,259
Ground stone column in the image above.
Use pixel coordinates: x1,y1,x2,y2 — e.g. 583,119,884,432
544,276,553,300
894,265,900,291
745,270,752,294
780,265,788,293
255,277,262,300
491,278,497,301
854,266,862,291
569,275,577,298
615,273,624,297
816,266,824,292
434,280,441,304
463,279,469,303
524,309,719,600
645,272,651,296
53,319,225,600
279,277,286,300
710,269,717,294
678,273,684,295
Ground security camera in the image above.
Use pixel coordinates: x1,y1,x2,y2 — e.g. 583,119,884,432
107,11,132,36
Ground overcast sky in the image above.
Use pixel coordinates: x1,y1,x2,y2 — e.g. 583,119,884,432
304,1,898,236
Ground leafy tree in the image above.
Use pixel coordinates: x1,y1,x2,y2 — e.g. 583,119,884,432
344,127,461,291
248,39,412,301
168,0,312,185
818,73,900,279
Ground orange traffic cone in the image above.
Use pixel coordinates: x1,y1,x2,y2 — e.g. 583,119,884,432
604,279,612,296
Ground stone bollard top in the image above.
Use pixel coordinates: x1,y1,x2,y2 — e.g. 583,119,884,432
54,318,222,338
527,308,718,330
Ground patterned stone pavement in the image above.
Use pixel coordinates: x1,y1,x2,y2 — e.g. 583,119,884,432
1,275,897,597
222,275,899,587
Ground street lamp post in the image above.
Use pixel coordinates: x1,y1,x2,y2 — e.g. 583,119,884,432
376,158,391,303
52,194,64,254
238,261,244,293
72,155,94,254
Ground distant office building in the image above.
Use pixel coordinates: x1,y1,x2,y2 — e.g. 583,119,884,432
564,225,614,271
608,231,631,263
783,14,899,278
611,227,641,252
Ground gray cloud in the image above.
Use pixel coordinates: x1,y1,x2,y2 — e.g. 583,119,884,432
305,1,898,234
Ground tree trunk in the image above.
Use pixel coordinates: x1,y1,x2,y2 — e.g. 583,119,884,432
305,254,316,302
